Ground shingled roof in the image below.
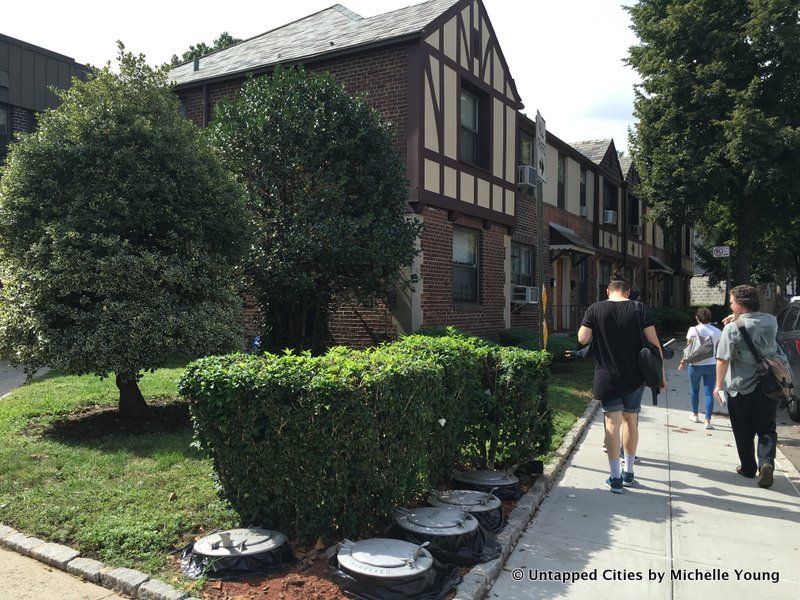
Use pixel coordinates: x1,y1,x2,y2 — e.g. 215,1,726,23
570,139,613,165
618,154,632,175
170,0,461,87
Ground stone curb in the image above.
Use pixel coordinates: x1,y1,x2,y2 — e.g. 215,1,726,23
451,398,601,600
776,444,800,496
0,523,190,600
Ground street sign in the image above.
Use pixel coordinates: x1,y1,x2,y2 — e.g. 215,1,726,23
712,246,730,258
534,111,547,183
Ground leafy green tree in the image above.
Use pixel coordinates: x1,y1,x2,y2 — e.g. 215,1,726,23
209,67,422,352
169,32,241,68
0,44,250,417
628,0,800,284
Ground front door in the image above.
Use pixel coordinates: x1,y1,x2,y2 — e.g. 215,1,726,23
555,257,571,330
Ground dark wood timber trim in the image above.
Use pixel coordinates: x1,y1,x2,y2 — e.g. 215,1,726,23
418,190,515,228
422,148,515,193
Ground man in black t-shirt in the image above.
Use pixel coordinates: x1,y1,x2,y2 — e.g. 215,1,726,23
578,275,665,493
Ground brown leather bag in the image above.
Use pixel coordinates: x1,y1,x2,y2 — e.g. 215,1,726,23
735,319,793,405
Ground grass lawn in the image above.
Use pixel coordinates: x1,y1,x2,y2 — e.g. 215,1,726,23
0,363,238,582
543,360,595,461
0,354,595,585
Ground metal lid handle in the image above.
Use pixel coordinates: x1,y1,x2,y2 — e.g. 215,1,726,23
482,488,498,505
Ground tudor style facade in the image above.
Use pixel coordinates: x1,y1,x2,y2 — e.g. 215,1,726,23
170,0,523,344
169,0,696,344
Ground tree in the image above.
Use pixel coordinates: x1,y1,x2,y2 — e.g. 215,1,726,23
0,44,251,417
169,32,241,68
627,0,800,285
209,67,422,352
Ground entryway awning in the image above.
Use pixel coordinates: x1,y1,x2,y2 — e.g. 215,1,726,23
549,222,596,255
648,255,674,274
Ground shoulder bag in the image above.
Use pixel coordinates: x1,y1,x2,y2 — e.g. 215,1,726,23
683,326,715,364
734,319,793,406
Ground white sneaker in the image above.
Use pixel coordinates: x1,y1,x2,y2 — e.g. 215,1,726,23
705,422,714,430
689,415,700,423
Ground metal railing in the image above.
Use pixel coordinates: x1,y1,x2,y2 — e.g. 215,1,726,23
551,304,589,331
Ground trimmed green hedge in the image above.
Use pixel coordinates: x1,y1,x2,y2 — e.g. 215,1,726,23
649,307,694,334
178,334,551,539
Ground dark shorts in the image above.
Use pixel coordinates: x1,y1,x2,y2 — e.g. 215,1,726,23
600,385,645,414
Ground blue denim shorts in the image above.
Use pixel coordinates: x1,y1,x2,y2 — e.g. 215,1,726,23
600,385,645,414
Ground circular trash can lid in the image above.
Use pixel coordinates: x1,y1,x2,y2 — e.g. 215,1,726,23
193,528,287,557
453,469,519,487
337,538,433,579
428,489,501,512
395,507,478,536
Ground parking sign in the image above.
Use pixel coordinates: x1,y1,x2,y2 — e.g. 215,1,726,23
712,246,730,258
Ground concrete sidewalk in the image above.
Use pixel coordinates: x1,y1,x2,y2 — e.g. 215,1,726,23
490,359,800,600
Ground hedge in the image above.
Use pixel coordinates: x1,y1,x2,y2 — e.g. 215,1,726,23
649,307,694,334
178,333,551,540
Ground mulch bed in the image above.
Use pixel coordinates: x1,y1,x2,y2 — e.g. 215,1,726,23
194,480,532,600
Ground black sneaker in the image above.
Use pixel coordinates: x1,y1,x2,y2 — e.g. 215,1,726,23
622,471,635,486
758,464,774,488
605,477,623,494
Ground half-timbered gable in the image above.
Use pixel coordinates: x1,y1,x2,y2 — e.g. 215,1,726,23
417,0,522,227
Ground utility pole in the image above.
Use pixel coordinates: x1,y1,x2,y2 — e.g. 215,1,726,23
713,245,732,306
534,111,547,350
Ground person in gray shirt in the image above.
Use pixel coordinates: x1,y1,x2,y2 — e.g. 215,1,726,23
714,285,787,488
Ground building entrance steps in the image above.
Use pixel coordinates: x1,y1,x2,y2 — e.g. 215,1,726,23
489,358,800,600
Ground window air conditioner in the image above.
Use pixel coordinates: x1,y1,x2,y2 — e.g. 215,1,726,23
517,165,536,187
579,205,588,217
603,210,618,225
511,285,540,304
629,224,642,236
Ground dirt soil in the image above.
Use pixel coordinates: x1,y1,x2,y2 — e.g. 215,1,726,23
198,543,347,600
32,397,191,441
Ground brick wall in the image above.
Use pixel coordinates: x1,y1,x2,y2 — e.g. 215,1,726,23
542,202,597,332
510,189,538,330
419,207,507,341
10,107,34,134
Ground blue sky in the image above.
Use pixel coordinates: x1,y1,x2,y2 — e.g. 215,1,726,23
4,0,641,151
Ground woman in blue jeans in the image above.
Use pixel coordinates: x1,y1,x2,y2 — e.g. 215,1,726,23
678,307,722,429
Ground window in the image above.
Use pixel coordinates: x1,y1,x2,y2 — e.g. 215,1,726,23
598,261,612,300
459,90,479,165
453,227,480,303
779,306,800,332
603,181,618,211
519,132,534,167
579,167,587,210
627,194,639,235
684,227,691,255
557,153,566,209
577,259,588,305
0,106,8,163
511,242,534,287
471,29,481,58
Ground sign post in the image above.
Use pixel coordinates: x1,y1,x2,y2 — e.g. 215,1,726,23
535,111,547,349
713,246,732,306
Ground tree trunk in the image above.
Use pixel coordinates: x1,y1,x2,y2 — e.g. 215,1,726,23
116,373,149,418
733,230,753,286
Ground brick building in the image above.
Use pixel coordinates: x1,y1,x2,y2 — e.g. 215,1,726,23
169,0,696,344
170,0,524,344
0,33,88,163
